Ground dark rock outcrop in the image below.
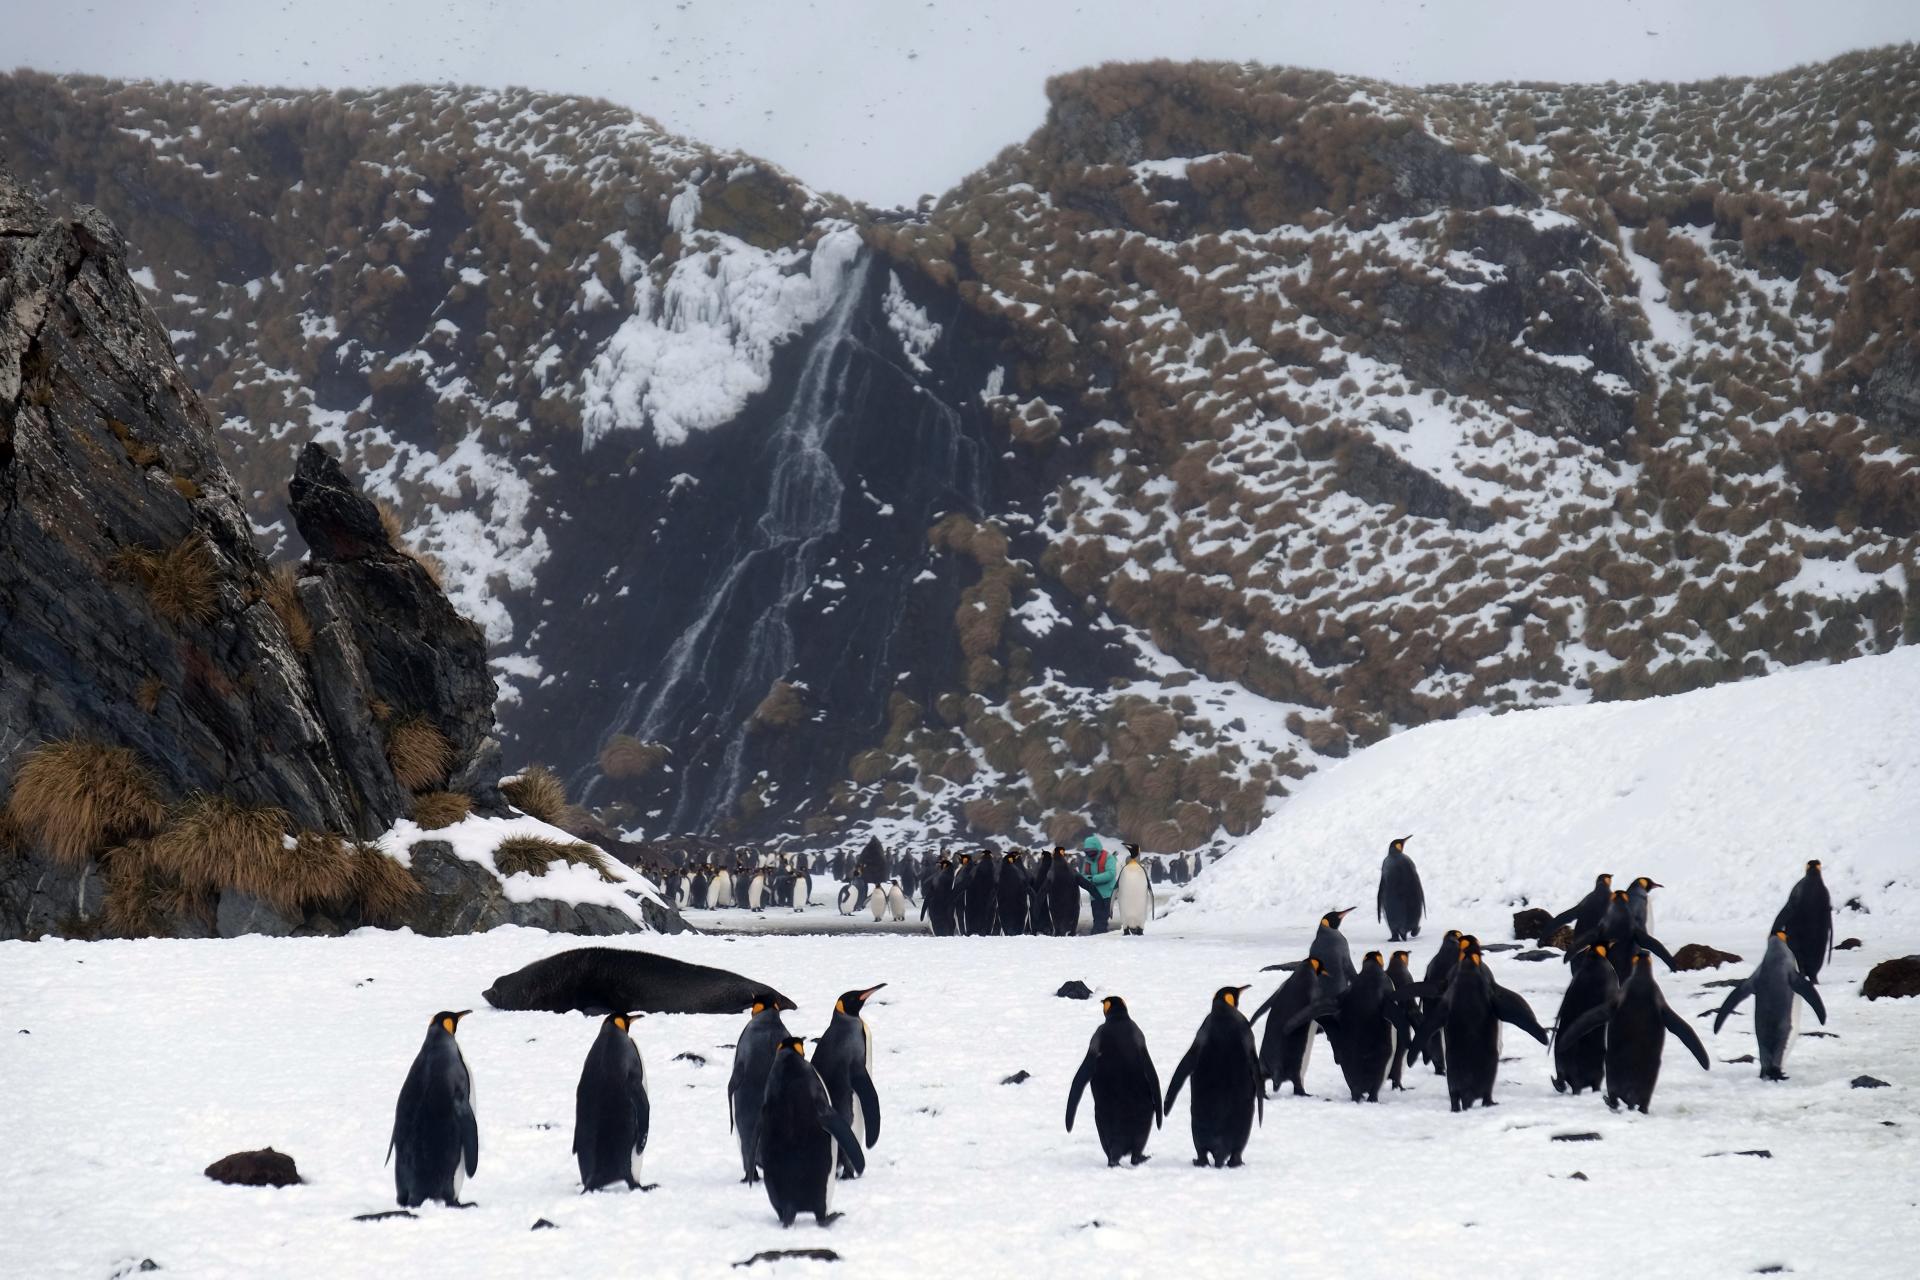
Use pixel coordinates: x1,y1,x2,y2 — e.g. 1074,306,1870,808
1862,956,1920,1000
404,840,676,936
204,1148,301,1187
1055,979,1094,1000
1512,907,1555,940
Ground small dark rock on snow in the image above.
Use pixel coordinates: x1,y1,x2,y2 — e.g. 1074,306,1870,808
1551,1132,1602,1142
1055,980,1093,1000
1723,1055,1757,1064
1514,949,1558,963
1001,1070,1032,1085
353,1210,418,1222
1512,908,1555,941
531,1219,558,1231
1672,944,1742,971
1862,956,1920,999
1851,1076,1889,1089
674,1051,708,1066
736,1249,840,1267
1481,942,1521,952
1836,937,1862,950
204,1148,300,1187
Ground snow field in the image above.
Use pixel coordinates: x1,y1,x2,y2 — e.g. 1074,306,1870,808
1,915,1914,1279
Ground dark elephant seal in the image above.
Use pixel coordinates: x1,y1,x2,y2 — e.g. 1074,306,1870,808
482,947,790,1016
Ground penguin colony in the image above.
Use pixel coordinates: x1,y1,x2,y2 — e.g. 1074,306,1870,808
654,840,1194,933
388,848,1837,1219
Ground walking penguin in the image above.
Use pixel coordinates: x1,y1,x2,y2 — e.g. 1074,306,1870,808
1560,950,1709,1112
573,1013,652,1191
388,1010,479,1207
1065,996,1163,1166
1712,930,1828,1079
1163,986,1264,1167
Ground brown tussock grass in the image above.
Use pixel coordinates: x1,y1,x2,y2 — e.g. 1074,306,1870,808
387,716,452,792
265,564,313,653
410,790,472,830
500,765,568,823
493,834,569,878
599,735,669,781
116,535,221,626
349,844,422,924
5,740,167,865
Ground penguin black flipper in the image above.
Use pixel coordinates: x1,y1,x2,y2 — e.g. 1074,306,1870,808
1280,998,1340,1036
1560,1002,1612,1046
1790,972,1827,1024
816,1096,866,1177
1662,1005,1712,1071
851,1064,881,1146
1712,977,1756,1034
1065,1052,1094,1132
1489,985,1549,1045
629,1059,652,1163
1636,931,1677,970
1163,1044,1197,1113
459,1093,479,1180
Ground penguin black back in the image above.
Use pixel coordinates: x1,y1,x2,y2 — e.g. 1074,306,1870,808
1248,958,1324,1096
1376,837,1425,942
1550,944,1619,1095
1065,996,1163,1166
728,992,798,1183
1310,908,1358,993
573,1013,651,1191
1414,947,1547,1111
1561,951,1709,1112
1047,848,1081,936
1713,931,1827,1080
1546,873,1613,942
1771,860,1834,983
813,985,885,1178
389,1010,478,1207
1163,986,1264,1167
757,1038,865,1226
997,853,1030,936
1293,951,1410,1103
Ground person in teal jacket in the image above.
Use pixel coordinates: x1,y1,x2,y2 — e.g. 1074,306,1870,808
1080,835,1119,934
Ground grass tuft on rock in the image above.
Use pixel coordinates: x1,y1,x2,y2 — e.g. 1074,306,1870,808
116,534,221,625
492,834,568,878
265,563,313,653
5,740,167,865
598,735,669,780
409,790,472,830
386,716,452,792
348,844,422,924
500,765,567,823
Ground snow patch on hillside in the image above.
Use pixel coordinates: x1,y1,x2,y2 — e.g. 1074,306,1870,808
1192,646,1920,927
576,223,863,450
378,810,664,925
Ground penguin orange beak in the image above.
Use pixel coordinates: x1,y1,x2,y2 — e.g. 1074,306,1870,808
1335,907,1356,919
860,984,887,1001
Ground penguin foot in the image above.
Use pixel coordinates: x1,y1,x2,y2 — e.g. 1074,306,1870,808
815,1213,843,1227
1192,1157,1209,1167
1226,1155,1244,1168
639,1183,659,1192
1130,1153,1151,1166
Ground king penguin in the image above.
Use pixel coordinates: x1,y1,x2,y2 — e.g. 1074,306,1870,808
728,992,798,1183
1573,890,1677,977
1550,943,1619,1095
1713,930,1827,1079
1376,836,1425,942
1771,860,1834,983
1286,951,1411,1102
1560,950,1709,1112
886,880,908,922
1309,908,1359,994
573,1013,652,1191
813,985,885,1178
997,853,1030,936
1066,996,1162,1166
1248,957,1326,1096
1115,844,1154,936
388,1010,479,1207
1047,847,1082,936
1415,930,1463,1073
1625,875,1662,931
757,1037,865,1226
1163,986,1264,1167
1412,943,1547,1111
1544,873,1613,942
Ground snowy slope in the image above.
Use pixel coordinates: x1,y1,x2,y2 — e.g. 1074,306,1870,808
1,917,1914,1279
1192,647,1920,927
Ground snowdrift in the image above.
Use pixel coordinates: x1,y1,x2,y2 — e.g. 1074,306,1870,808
1192,647,1920,928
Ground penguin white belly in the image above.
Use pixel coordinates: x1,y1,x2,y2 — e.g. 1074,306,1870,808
888,886,907,921
823,1137,838,1212
748,877,765,909
1116,867,1149,929
850,1093,866,1151
713,873,732,907
870,888,886,921
1301,1020,1316,1080
1784,993,1799,1062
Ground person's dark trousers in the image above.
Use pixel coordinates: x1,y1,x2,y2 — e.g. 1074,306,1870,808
1089,892,1112,934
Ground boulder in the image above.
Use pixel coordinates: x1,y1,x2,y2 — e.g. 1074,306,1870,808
401,841,659,937
1862,956,1920,1000
1512,907,1555,941
1055,980,1093,1000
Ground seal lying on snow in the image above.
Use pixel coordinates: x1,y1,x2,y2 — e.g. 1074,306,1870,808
483,947,791,1016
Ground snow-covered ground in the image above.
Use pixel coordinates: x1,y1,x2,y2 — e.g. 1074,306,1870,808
7,651,1920,1278
2,917,1913,1279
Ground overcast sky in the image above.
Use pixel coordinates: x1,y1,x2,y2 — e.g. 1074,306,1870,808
8,0,1915,206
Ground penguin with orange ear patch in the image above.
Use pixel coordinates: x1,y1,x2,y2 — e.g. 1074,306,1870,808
814,985,886,1178
1247,957,1326,1096
1550,944,1619,1095
1559,949,1709,1113
388,1010,479,1207
757,1037,865,1226
1411,943,1548,1112
1163,986,1264,1167
1066,995,1162,1166
574,1012,652,1191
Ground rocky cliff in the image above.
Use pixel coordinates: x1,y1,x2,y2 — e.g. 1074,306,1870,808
0,167,674,937
2,48,1917,854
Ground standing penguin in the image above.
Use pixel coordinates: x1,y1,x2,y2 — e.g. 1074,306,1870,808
813,985,885,1178
573,1013,652,1192
1560,950,1709,1113
1712,930,1828,1079
757,1038,865,1227
1544,873,1613,941
1376,837,1425,942
745,867,768,912
922,857,957,936
728,992,799,1183
1413,944,1548,1111
886,880,908,922
1625,876,1663,931
1771,861,1834,983
965,849,1000,935
1028,854,1054,934
1572,891,1677,978
1415,930,1463,1073
1115,845,1154,936
1288,952,1412,1103
711,866,735,911
1386,950,1417,1081
997,853,1030,936
1048,847,1082,936
1163,986,1264,1167
1310,908,1359,994
1248,958,1326,1096
868,883,888,922
1550,944,1620,1095
388,1010,479,1208
1066,996,1162,1166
